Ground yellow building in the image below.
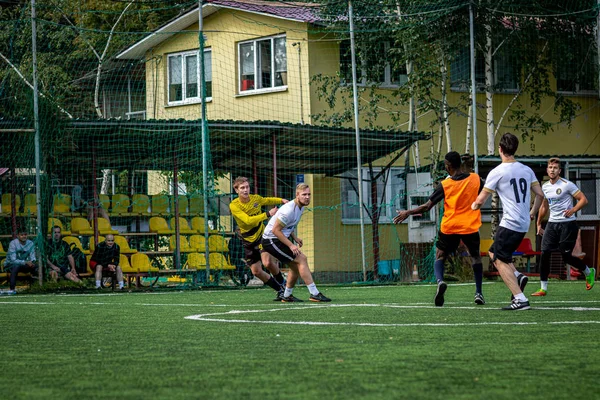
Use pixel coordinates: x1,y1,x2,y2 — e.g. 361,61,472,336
117,0,600,279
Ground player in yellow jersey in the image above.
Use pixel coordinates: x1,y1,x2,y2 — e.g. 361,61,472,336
229,177,288,300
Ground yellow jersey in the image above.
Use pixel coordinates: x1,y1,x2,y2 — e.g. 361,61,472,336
229,194,283,243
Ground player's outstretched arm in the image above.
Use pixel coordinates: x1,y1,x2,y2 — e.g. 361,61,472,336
393,201,433,224
472,190,491,210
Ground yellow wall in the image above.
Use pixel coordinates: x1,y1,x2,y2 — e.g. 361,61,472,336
145,10,312,124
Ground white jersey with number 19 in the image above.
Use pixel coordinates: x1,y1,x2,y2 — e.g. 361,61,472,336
483,161,540,233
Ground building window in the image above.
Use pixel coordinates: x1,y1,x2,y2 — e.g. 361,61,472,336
341,167,406,224
450,47,519,91
556,41,597,94
339,40,408,87
239,35,287,93
167,49,212,104
569,167,599,220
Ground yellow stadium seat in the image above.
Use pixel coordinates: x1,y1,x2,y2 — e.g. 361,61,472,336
62,236,90,255
189,235,207,252
48,218,71,236
187,196,205,216
169,217,196,234
99,194,111,212
93,217,119,235
1,193,21,215
0,242,6,258
19,193,37,216
111,194,132,216
114,235,137,254
53,193,72,214
89,236,105,253
131,253,159,272
131,194,151,216
480,239,494,256
151,194,169,216
149,217,175,235
170,196,189,215
187,252,207,269
120,254,135,273
71,217,94,235
169,235,195,253
208,235,229,252
191,217,216,234
209,253,236,270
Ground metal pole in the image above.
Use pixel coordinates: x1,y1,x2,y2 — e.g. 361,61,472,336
348,0,367,281
31,0,43,285
597,0,600,99
272,133,277,196
469,3,479,173
199,0,211,278
173,155,181,270
294,42,304,124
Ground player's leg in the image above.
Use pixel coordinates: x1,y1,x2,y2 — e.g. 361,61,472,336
93,262,103,289
246,240,281,293
260,239,294,300
261,251,286,288
559,221,595,290
291,253,331,302
534,223,558,296
463,232,485,304
432,232,457,307
490,228,530,310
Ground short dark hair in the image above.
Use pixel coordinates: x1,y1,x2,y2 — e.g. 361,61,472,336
499,133,519,156
52,225,61,232
444,151,462,169
548,157,561,169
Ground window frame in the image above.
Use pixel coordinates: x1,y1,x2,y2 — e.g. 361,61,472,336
566,164,600,221
166,48,212,106
339,40,408,88
237,34,288,95
450,47,520,93
341,167,406,224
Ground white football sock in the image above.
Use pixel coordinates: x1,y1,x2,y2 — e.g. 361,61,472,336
307,283,319,296
541,281,548,291
284,287,294,297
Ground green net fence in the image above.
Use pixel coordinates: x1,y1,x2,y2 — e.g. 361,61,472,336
1,0,599,290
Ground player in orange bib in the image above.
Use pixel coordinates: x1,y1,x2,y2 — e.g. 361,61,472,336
394,151,484,306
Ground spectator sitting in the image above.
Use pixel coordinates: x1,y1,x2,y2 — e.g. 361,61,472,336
90,234,123,290
4,228,38,295
46,226,82,284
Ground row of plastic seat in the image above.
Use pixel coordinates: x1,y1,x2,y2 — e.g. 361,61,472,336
149,217,217,235
0,193,212,217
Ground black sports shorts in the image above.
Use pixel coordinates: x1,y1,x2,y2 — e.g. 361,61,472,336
541,220,579,253
489,226,525,263
261,237,295,265
242,237,263,266
436,231,480,258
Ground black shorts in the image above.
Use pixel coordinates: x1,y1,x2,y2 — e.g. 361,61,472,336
490,226,525,263
436,231,480,258
242,237,263,266
261,237,295,265
542,221,578,253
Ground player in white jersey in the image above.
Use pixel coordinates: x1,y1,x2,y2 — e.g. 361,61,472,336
472,133,544,310
262,184,331,302
532,157,594,296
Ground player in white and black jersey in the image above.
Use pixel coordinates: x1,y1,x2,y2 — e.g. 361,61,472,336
532,157,594,296
472,133,544,311
262,184,331,302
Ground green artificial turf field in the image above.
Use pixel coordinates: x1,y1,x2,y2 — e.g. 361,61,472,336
1,281,598,399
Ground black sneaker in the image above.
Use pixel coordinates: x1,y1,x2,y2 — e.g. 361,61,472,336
474,293,485,305
274,290,285,301
281,295,304,303
434,281,447,307
502,299,531,311
511,274,529,301
309,292,331,302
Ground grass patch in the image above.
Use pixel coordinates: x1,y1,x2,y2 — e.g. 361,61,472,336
1,281,598,399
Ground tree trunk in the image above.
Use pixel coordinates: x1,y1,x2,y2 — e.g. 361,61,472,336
439,55,452,152
485,22,499,239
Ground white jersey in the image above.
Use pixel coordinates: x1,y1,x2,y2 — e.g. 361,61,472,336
542,178,580,223
263,200,304,240
483,161,539,233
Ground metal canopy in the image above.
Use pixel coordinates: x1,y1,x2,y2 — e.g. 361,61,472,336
0,119,428,175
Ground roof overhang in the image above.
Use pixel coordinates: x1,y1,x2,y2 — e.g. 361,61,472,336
117,1,318,60
0,119,428,176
